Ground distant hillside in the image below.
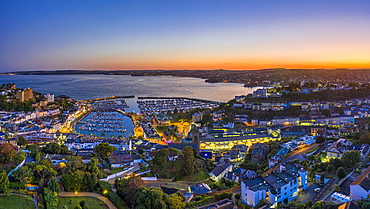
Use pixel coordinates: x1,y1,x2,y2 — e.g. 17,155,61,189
4,68,370,86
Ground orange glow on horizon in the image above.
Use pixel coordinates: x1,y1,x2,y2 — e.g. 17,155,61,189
80,59,370,70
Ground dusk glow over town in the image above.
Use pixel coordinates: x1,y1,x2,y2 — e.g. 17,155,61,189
1,0,370,71
1,1,370,209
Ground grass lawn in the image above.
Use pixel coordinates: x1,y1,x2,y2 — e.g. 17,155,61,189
185,170,209,181
305,146,319,155
57,196,107,209
110,167,124,175
0,194,35,209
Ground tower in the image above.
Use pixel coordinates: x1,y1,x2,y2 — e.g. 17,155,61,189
192,126,200,143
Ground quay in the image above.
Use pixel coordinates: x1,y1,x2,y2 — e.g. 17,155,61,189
85,95,135,102
137,96,222,104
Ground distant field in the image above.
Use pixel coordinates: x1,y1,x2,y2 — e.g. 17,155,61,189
0,194,35,209
57,196,107,209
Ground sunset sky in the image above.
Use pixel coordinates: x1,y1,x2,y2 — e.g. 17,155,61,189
1,0,369,71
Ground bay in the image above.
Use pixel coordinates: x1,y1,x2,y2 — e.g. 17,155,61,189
0,74,259,112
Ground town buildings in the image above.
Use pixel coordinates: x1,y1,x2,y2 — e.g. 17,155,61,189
16,88,33,102
349,166,370,200
241,162,308,207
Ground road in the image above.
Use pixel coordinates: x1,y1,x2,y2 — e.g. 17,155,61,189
106,164,140,184
310,141,331,156
283,143,320,163
59,191,117,209
312,178,338,202
295,183,319,203
264,143,320,175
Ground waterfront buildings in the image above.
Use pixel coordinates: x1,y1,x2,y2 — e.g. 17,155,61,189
252,88,268,98
15,88,33,102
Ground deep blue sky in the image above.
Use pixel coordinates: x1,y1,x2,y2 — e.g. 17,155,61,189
1,0,369,72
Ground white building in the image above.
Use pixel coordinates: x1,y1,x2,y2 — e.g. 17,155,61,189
350,167,370,200
44,93,55,103
253,89,268,98
241,162,308,207
331,192,352,204
209,159,233,182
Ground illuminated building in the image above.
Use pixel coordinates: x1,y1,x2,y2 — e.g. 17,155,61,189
199,128,280,150
241,162,308,207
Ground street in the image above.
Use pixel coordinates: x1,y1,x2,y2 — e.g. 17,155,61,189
283,143,320,163
295,183,319,203
312,178,338,202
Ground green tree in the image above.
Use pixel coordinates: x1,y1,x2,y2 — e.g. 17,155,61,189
15,150,26,163
65,156,85,173
48,176,60,194
61,174,72,192
115,174,144,206
70,170,85,192
359,130,370,144
35,165,57,180
12,165,33,184
79,200,86,207
0,170,10,193
332,184,340,192
85,157,99,174
152,148,169,171
42,143,61,154
83,172,98,192
337,167,346,178
342,150,360,168
0,143,16,163
94,143,116,159
43,187,58,209
181,146,195,176
168,193,185,209
132,186,168,209
17,136,28,148
74,205,82,209
311,201,325,209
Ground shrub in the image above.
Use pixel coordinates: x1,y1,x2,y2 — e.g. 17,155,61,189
214,192,233,201
96,181,112,193
186,196,212,207
107,191,126,209
9,182,26,190
79,200,86,207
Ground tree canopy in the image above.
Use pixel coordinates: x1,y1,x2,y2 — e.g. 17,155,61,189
181,146,195,176
0,170,10,193
115,174,144,206
94,143,116,159
132,186,168,209
342,150,360,168
0,143,16,163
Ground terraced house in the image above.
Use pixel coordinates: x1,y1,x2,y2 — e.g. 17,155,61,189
241,162,308,208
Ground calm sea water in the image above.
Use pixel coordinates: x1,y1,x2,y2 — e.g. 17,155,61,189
75,111,134,138
1,74,259,137
1,74,259,111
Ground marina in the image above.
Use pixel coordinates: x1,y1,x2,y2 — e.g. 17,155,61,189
75,111,134,138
